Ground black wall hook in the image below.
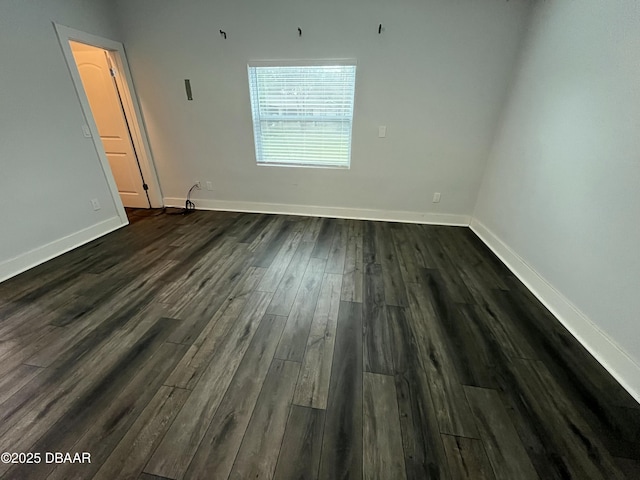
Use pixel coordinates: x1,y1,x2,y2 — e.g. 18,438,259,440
378,24,383,34
298,27,302,37
219,29,227,39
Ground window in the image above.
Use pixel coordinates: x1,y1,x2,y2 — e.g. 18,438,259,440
247,60,356,168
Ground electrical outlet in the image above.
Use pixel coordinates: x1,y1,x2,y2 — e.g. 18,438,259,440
432,192,441,203
206,181,213,191
90,198,101,211
194,181,202,189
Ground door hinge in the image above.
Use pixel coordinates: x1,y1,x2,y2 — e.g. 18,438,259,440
142,183,149,191
109,67,116,77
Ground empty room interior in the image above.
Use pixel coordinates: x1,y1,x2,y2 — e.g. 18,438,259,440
1,0,639,478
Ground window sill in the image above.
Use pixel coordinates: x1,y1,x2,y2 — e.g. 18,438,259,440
256,162,350,170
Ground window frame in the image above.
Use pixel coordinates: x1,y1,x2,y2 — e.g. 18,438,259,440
247,59,357,170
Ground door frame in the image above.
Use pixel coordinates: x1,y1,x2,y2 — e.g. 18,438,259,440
53,23,164,218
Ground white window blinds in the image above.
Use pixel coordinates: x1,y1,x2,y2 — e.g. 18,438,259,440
247,62,356,168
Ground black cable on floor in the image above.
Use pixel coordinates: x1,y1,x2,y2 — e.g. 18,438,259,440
165,184,200,215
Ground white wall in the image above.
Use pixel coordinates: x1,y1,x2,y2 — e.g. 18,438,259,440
0,0,124,279
474,1,640,392
115,0,532,222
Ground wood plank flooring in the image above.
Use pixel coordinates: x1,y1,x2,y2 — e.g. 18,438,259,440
0,210,638,479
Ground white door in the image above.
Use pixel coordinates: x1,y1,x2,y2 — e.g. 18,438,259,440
70,41,149,208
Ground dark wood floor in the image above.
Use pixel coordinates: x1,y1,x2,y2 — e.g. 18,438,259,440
0,210,638,480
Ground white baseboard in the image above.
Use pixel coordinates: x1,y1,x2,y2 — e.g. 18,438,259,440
470,218,640,404
164,197,471,226
0,216,126,283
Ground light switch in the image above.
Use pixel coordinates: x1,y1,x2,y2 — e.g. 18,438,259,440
378,126,387,138
82,125,92,138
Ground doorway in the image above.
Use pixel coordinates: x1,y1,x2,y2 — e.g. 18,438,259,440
70,41,149,208
54,24,163,223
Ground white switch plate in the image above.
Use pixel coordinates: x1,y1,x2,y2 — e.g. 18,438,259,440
432,192,441,203
91,198,101,210
378,126,387,138
206,181,213,191
82,125,92,138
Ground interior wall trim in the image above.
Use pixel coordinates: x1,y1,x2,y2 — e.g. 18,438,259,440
0,216,126,284
163,197,471,226
470,218,640,404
